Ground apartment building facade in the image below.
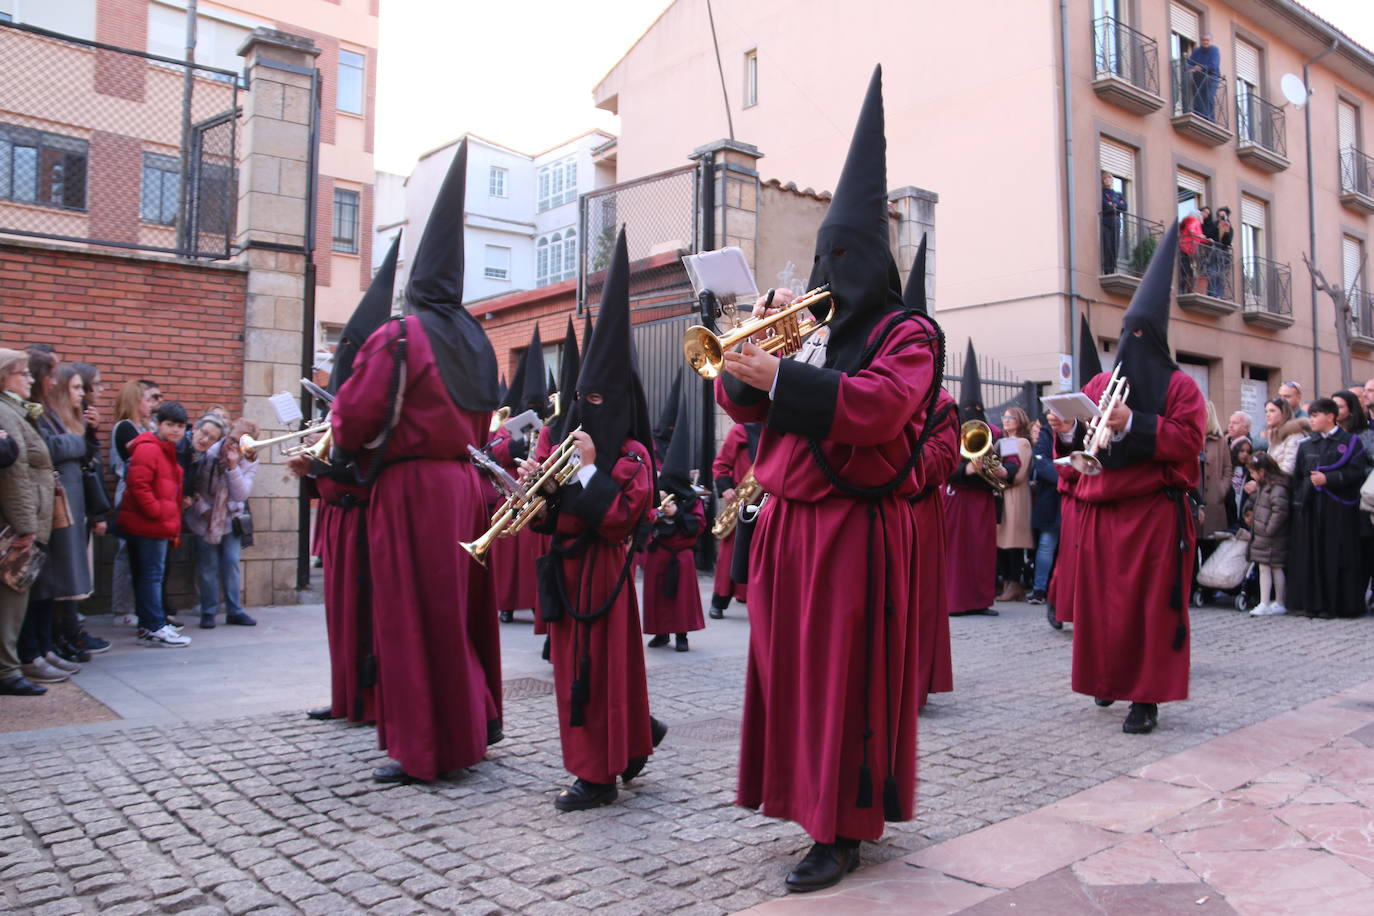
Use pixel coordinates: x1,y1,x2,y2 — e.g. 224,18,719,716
593,0,1374,421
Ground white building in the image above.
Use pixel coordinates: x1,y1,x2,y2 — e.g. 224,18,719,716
371,129,615,310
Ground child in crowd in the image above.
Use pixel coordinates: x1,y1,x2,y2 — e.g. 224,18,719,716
1245,451,1290,616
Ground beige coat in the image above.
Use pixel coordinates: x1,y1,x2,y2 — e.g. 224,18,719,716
0,394,54,544
996,436,1034,549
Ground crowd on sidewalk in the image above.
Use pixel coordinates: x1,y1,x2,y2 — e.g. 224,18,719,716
0,345,261,697
963,375,1374,623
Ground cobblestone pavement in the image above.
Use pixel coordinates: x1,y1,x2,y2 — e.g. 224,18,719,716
2,589,1373,915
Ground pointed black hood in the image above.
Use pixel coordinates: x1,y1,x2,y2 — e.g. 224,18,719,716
653,370,683,458
330,233,399,394
959,340,986,424
1078,313,1103,383
501,349,528,412
805,65,904,375
521,324,549,416
658,381,696,500
497,375,508,404
569,228,653,472
551,317,581,439
901,233,928,315
1115,220,1178,416
404,139,499,412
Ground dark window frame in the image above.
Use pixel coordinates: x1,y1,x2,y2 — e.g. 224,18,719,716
332,187,360,253
0,122,88,211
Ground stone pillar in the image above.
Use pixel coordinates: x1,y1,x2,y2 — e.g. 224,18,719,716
235,29,319,606
890,186,938,311
690,139,763,270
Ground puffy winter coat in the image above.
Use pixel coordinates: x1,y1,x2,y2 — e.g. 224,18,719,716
117,432,184,541
1246,476,1290,566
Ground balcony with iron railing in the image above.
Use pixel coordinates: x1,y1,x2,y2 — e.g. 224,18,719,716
1340,147,1374,215
1177,239,1236,315
1236,92,1288,172
1092,18,1164,114
1099,212,1164,296
1349,288,1374,350
1170,58,1232,146
1240,255,1293,329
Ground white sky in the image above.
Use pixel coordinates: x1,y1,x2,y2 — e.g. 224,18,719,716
374,0,1374,177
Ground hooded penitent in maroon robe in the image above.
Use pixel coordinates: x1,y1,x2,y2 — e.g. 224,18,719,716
1056,369,1203,702
332,315,502,780
914,389,959,703
536,435,655,783
711,423,755,607
642,500,706,636
1047,489,1080,624
313,477,375,722
944,340,999,616
720,311,947,843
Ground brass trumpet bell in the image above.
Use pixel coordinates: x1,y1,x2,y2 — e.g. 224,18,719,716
683,285,834,380
959,419,1009,492
239,421,332,460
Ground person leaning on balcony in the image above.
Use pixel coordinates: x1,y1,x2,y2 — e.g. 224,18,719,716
1187,33,1221,122
1179,211,1207,294
1099,172,1127,275
0,348,55,696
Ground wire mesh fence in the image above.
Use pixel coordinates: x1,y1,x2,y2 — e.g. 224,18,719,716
0,19,238,259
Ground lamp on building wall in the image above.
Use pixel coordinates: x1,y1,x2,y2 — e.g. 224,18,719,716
485,312,494,321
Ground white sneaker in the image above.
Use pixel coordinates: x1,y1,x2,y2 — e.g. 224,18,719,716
1268,603,1288,615
1251,603,1285,616
137,625,192,648
1249,602,1271,616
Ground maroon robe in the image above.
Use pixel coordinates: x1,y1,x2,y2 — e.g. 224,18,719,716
313,477,375,723
1048,489,1081,623
641,500,707,635
712,424,753,602
1055,370,1205,703
718,313,945,844
915,391,959,703
535,435,654,784
332,315,502,780
488,431,542,616
942,478,997,614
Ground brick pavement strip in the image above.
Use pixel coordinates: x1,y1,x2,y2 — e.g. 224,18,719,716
2,602,1374,913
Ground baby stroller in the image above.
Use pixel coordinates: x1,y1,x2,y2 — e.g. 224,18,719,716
1196,531,1261,611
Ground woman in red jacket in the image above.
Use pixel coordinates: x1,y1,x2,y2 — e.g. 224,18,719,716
117,401,192,648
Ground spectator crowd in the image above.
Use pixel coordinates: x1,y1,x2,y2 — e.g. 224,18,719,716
0,345,260,697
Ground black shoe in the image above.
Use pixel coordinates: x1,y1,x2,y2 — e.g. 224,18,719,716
487,718,504,746
554,778,617,811
53,639,91,664
1026,591,1046,605
226,612,256,626
647,634,670,648
0,675,47,696
1046,605,1063,630
784,840,860,893
1122,702,1158,734
675,634,689,652
952,607,999,617
499,610,514,623
73,632,111,655
708,607,724,619
1094,698,1114,707
372,762,424,784
621,716,668,784
199,613,217,629
306,707,335,720
541,635,551,662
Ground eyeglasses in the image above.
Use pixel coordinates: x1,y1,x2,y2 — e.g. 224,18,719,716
6,369,33,378
148,393,164,401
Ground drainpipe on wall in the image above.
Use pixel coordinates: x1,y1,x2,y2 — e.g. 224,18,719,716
296,68,322,590
1304,39,1339,393
1059,0,1081,389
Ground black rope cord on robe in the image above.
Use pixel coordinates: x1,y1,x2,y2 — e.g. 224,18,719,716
800,311,949,820
1164,487,1189,651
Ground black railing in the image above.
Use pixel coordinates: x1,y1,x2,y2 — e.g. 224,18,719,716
1350,288,1374,338
1178,239,1235,300
1240,255,1292,317
1093,17,1160,97
1237,91,1286,158
1099,211,1164,277
1171,58,1230,131
0,20,238,259
1341,147,1374,198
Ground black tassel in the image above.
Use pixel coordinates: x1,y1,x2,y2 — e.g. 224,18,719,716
1169,582,1182,611
359,654,377,689
856,764,873,809
883,775,902,821
570,652,592,727
1173,623,1186,651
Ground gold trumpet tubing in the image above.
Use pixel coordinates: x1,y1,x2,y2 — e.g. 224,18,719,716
240,421,332,456
683,285,833,379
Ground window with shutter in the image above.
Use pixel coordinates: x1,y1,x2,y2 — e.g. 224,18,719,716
1338,101,1359,151
1170,3,1200,43
1234,41,1260,88
1240,195,1266,232
1176,168,1206,219
1345,236,1365,294
1099,137,1136,181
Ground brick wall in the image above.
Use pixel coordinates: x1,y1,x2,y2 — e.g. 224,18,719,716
0,241,247,414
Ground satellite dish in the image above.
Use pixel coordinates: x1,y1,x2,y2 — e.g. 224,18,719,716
1281,73,1309,107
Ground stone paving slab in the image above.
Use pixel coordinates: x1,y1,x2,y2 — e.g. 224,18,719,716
1,578,1373,914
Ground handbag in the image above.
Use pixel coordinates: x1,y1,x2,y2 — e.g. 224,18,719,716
51,473,73,531
231,513,254,547
1196,531,1250,590
82,463,113,518
0,526,46,592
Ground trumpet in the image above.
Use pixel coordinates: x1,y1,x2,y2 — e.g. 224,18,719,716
712,469,762,538
960,419,1009,492
488,405,511,435
1056,364,1130,476
240,421,332,461
683,284,834,380
460,426,583,566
